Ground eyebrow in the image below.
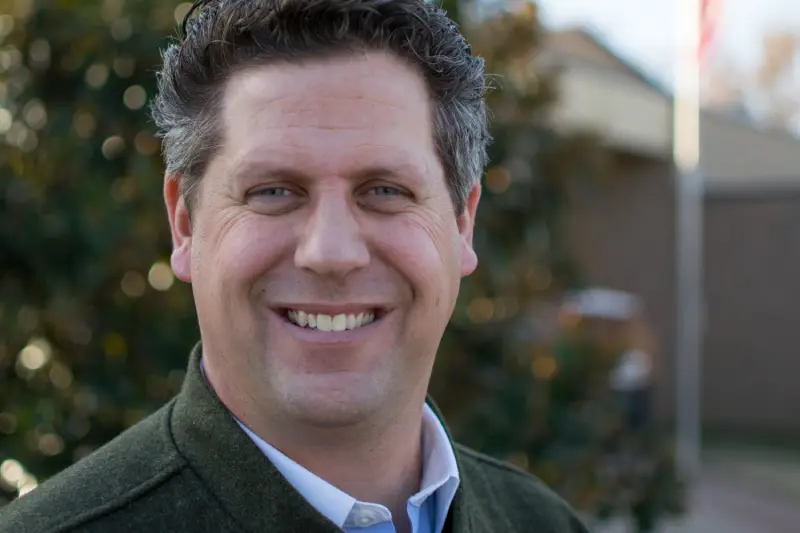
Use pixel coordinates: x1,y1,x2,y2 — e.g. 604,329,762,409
228,157,427,185
229,159,306,182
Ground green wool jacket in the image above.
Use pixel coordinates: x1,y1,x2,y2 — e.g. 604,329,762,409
0,347,589,533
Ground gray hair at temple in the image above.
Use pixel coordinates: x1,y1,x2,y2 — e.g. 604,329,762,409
150,0,491,216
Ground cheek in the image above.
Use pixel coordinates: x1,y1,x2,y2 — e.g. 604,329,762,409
377,215,461,303
198,216,292,289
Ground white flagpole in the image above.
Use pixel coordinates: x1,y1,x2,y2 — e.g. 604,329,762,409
674,0,704,480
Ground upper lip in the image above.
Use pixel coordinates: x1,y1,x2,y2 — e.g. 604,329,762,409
274,304,388,315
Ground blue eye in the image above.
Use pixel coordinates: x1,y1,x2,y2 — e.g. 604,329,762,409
254,187,292,197
371,185,403,196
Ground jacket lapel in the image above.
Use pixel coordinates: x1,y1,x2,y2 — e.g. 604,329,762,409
423,397,478,533
171,344,341,533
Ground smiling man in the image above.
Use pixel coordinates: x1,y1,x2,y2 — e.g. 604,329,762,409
0,1,587,532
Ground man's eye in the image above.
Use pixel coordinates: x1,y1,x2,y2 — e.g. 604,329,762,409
252,187,293,197
369,185,404,197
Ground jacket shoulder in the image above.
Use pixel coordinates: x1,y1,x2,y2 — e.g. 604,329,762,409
0,400,187,533
455,444,590,533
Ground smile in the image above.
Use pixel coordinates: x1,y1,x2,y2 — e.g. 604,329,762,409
285,309,378,332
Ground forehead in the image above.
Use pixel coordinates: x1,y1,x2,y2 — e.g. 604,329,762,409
217,51,438,177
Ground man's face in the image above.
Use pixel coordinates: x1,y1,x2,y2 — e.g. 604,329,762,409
165,51,480,426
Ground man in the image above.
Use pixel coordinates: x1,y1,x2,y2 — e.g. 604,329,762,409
0,1,588,532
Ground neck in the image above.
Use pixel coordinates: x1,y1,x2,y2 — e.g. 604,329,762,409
268,405,424,511
205,362,426,532
273,412,424,533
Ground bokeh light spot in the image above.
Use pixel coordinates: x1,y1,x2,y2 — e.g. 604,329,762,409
148,262,175,292
531,355,558,380
121,271,146,297
0,108,12,133
101,135,125,159
123,85,146,110
467,297,494,323
0,15,14,38
113,56,135,78
134,130,159,156
73,111,96,138
111,18,132,41
174,2,193,25
49,362,73,390
22,99,46,129
0,460,24,487
486,165,511,193
85,63,109,89
103,333,127,359
38,433,64,456
18,338,52,371
0,413,17,435
28,39,50,65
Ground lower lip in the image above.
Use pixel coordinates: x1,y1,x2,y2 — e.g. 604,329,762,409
272,310,388,345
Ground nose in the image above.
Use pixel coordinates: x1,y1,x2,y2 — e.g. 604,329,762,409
294,194,370,278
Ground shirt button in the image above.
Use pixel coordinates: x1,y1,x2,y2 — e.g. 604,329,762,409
356,513,374,527
352,508,384,527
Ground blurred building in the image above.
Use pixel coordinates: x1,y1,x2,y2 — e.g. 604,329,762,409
541,28,800,439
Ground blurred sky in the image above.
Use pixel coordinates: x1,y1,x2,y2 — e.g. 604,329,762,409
537,0,800,87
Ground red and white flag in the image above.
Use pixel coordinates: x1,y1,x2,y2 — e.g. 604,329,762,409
699,0,723,60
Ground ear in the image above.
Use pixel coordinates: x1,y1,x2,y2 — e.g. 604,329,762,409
164,175,192,283
457,183,481,277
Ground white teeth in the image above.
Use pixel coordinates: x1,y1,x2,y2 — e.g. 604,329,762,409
331,314,347,331
316,314,332,331
287,310,376,331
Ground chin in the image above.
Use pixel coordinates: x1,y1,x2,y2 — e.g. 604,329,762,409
277,373,390,426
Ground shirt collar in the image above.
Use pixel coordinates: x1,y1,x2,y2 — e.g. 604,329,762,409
236,403,460,530
415,402,461,533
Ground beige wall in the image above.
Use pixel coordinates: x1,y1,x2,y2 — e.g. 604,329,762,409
550,66,671,158
551,69,800,185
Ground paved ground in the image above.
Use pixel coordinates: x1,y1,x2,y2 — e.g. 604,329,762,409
595,447,800,532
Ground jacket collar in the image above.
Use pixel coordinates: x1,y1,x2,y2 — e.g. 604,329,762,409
170,343,481,533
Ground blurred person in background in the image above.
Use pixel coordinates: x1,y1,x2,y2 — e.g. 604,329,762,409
0,1,587,533
557,288,656,436
610,308,658,438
